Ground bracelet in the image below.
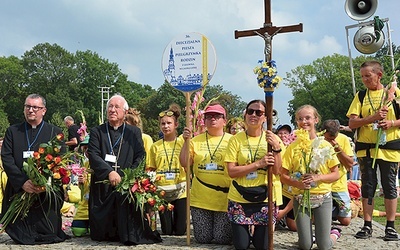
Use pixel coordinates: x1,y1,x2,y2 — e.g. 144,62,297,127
271,148,282,153
392,120,395,127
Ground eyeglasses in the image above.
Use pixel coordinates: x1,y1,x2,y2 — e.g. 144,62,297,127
108,105,124,110
296,116,315,122
205,114,224,120
246,108,265,117
24,104,45,112
159,111,174,117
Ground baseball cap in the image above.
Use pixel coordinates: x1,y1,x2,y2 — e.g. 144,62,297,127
204,104,226,117
276,124,292,133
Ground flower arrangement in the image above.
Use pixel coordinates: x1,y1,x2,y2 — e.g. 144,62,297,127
98,159,173,219
0,134,74,232
371,64,400,169
76,110,88,142
253,60,282,92
291,129,336,216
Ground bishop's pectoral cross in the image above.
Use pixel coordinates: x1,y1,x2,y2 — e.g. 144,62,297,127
113,165,120,172
234,1,303,249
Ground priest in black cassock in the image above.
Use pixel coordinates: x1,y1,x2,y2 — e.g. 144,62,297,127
1,94,69,244
88,94,162,245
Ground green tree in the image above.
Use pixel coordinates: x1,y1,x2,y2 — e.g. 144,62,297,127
0,56,26,124
284,53,369,126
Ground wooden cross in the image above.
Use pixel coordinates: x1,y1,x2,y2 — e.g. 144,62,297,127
234,1,303,249
234,0,303,62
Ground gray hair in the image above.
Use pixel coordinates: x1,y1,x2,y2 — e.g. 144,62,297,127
64,116,74,122
26,94,46,107
107,94,129,111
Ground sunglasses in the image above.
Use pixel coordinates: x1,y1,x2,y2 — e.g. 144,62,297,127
159,111,174,117
246,108,265,117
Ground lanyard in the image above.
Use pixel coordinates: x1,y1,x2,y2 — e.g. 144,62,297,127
25,121,44,150
106,123,125,155
205,131,225,162
162,138,177,172
245,130,263,162
367,89,384,113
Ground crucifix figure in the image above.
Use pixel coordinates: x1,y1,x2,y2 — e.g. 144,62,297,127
235,0,302,62
234,1,303,249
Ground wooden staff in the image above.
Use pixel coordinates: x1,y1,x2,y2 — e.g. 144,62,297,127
184,91,192,246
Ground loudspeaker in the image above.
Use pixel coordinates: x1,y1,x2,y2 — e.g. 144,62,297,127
353,25,384,54
345,0,378,21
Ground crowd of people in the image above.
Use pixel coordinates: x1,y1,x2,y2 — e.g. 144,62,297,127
0,60,399,249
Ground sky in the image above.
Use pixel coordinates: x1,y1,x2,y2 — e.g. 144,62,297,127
1,0,398,127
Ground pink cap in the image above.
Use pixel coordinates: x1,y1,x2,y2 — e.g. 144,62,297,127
204,104,226,117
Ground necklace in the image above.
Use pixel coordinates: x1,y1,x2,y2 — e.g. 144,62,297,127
162,138,177,172
205,131,225,162
245,130,263,162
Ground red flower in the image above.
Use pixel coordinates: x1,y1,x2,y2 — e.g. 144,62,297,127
33,152,41,160
131,183,139,193
61,176,70,184
54,156,61,165
167,203,174,211
147,198,156,206
45,154,53,162
141,178,150,185
38,147,45,154
158,204,165,212
59,168,68,177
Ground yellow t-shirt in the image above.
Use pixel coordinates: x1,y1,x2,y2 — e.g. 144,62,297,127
0,168,8,214
225,131,284,205
149,137,187,199
282,138,340,195
347,88,400,161
142,133,153,168
332,133,354,192
189,132,232,212
74,180,90,221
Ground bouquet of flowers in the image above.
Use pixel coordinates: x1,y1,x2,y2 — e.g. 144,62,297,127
291,129,336,216
371,67,400,169
253,60,282,92
0,134,73,232
99,159,173,220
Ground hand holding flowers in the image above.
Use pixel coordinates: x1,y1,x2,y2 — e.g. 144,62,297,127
0,134,75,232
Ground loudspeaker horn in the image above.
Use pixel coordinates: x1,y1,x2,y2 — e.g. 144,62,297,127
345,0,378,21
353,25,384,54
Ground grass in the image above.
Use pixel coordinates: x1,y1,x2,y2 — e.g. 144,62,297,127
373,196,400,232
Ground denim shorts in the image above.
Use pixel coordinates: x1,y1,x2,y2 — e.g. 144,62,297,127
332,191,351,218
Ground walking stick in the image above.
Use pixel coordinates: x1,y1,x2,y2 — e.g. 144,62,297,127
184,91,192,246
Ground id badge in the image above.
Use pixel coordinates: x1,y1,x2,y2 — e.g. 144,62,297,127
23,151,34,159
165,172,176,180
246,171,257,179
372,122,378,131
105,154,116,163
205,162,218,170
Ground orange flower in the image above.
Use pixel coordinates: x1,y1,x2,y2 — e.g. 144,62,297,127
38,147,45,154
33,152,41,160
54,156,61,165
167,203,174,211
47,163,54,170
45,154,53,162
159,190,166,197
56,133,64,141
53,172,61,179
147,197,156,206
158,204,165,212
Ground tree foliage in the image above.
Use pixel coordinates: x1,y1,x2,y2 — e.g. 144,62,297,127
0,43,245,140
285,44,400,129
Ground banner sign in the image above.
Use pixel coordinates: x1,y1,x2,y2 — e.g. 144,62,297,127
162,32,217,92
